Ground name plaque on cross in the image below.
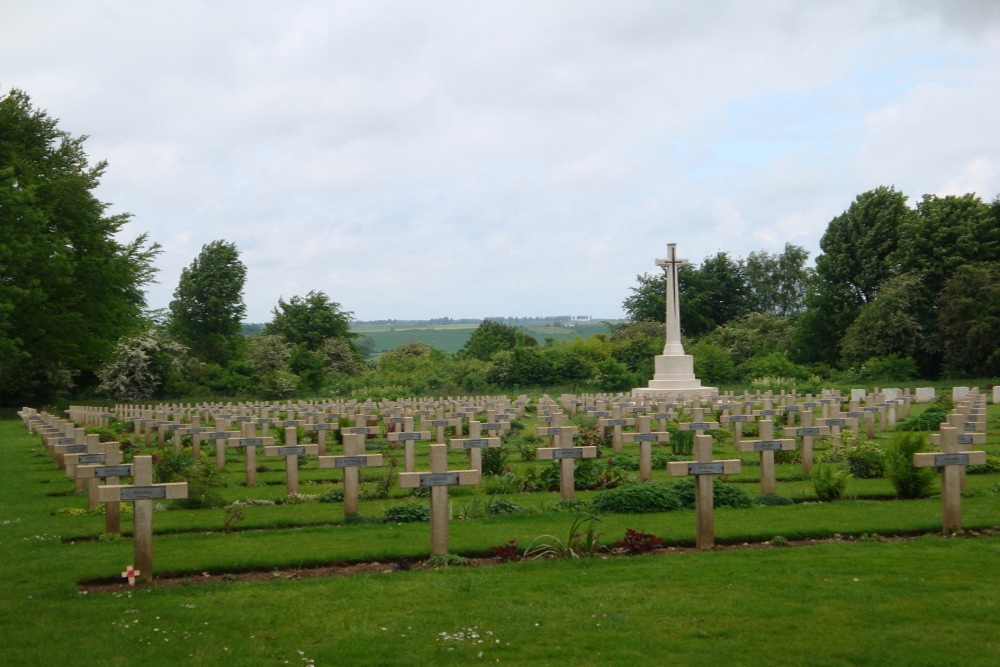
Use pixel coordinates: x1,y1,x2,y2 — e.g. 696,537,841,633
307,423,336,431
632,433,660,442
332,456,370,468
796,428,821,436
607,419,629,426
727,416,750,423
239,438,265,446
346,427,375,434
552,449,584,460
66,444,87,453
456,438,492,448
93,465,133,478
277,446,307,456
688,462,725,475
78,453,105,464
825,419,847,426
753,441,786,452
395,432,423,440
935,453,971,466
420,472,461,487
121,486,169,501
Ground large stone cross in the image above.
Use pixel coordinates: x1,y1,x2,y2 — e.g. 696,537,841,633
655,243,690,356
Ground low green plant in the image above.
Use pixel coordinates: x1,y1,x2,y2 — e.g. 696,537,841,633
591,483,681,513
669,428,694,456
811,464,850,501
754,493,794,506
968,455,1000,475
320,487,345,503
480,445,509,476
427,553,469,567
524,513,605,560
770,535,788,547
895,407,947,432
222,505,245,532
886,432,937,499
671,478,753,509
382,502,430,523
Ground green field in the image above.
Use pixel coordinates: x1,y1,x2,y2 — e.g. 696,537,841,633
354,322,613,356
3,400,999,665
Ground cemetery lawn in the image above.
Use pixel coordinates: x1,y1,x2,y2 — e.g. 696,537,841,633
3,418,1000,665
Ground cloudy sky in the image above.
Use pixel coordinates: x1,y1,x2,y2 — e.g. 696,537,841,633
4,1,1000,322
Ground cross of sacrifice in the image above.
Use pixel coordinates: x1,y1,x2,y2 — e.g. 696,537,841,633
97,455,188,584
916,425,986,534
536,426,597,500
735,419,794,495
667,434,741,550
318,432,383,517
386,417,431,472
621,415,670,482
450,421,501,474
121,565,139,586
398,444,480,555
655,243,690,356
227,421,274,486
264,427,318,497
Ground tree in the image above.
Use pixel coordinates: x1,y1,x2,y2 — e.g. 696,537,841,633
937,264,1000,376
743,244,811,317
98,329,188,401
0,89,161,403
839,273,933,366
168,240,246,365
264,290,355,351
457,320,537,361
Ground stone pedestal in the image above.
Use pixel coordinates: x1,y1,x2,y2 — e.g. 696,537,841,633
632,354,717,399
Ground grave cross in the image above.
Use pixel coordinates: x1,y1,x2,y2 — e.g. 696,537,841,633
398,444,480,555
735,419,794,495
450,421,501,474
782,411,830,473
264,427,318,497
75,442,129,531
916,426,986,534
386,417,431,472
304,414,339,456
621,416,670,482
655,243,690,356
667,434,741,550
227,422,274,486
318,433,383,517
97,455,188,584
536,426,597,500
597,409,635,452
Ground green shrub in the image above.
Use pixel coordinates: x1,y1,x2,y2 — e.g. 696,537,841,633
480,445,509,476
840,439,887,479
895,407,947,432
154,451,228,509
382,502,429,523
610,450,682,471
671,478,753,509
811,465,850,501
668,428,694,456
968,455,1000,475
319,487,344,503
754,493,794,506
886,432,937,499
591,483,682,513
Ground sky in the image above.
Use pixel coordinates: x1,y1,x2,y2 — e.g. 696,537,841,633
4,1,1000,322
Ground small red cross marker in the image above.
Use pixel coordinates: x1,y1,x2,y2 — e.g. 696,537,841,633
121,565,140,586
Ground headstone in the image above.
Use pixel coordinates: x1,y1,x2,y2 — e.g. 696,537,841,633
398,444,480,555
667,434,741,549
914,426,986,534
97,456,188,584
952,387,970,402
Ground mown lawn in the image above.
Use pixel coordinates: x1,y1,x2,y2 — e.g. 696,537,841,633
3,406,999,665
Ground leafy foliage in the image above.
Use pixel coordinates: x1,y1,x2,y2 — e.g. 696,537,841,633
936,264,1000,376
98,329,188,401
168,240,246,365
382,502,429,523
591,483,682,513
264,290,356,351
0,89,161,403
614,529,664,554
811,465,850,501
886,432,937,499
670,478,753,509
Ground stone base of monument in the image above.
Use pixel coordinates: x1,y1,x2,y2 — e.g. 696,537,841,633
632,354,718,399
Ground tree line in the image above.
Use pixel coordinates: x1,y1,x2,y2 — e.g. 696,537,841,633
3,90,998,404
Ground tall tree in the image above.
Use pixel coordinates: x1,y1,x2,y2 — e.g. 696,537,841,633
264,290,355,351
168,240,246,365
0,89,160,403
743,243,811,317
937,264,1000,377
457,320,537,361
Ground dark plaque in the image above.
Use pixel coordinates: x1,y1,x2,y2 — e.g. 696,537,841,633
825,419,846,427
963,423,976,431
796,428,821,436
121,486,168,501
607,419,628,426
633,434,659,442
186,427,208,434
727,416,750,423
397,432,423,440
257,418,275,424
461,439,491,448
430,420,450,427
688,462,725,475
208,432,231,439
846,412,865,418
78,454,105,464
552,449,584,459
757,409,779,416
335,456,368,468
347,427,373,434
784,406,801,411
538,428,561,435
94,465,132,478
309,423,336,431
687,423,711,430
934,453,970,466
57,437,76,444
389,417,406,423
240,438,265,446
652,413,673,420
278,446,307,456
66,444,87,453
420,473,460,487
754,441,784,452
481,423,502,430
282,420,302,427
957,435,975,445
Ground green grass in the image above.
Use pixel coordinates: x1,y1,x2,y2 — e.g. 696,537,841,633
4,406,1000,665
353,322,612,356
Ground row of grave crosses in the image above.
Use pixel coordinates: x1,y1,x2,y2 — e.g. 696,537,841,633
19,385,985,583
